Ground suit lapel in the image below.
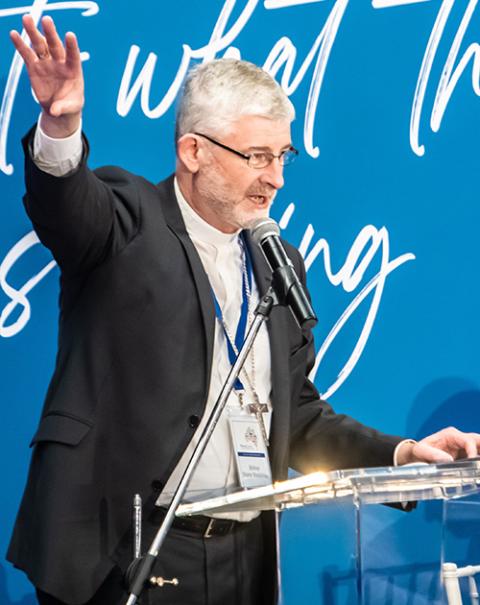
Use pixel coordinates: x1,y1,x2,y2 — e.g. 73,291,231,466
243,232,291,479
155,187,292,479
158,176,216,388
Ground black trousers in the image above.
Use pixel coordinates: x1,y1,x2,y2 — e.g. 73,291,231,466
36,515,267,605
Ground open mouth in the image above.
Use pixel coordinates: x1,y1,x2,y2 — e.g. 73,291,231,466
248,194,268,206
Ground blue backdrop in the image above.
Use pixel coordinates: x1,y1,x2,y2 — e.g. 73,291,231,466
1,1,480,603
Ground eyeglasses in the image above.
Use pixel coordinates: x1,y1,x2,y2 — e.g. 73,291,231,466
194,132,298,169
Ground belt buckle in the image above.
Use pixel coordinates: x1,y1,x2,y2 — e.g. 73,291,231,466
203,518,215,539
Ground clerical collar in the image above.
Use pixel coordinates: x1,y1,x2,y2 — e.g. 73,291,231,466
174,177,240,247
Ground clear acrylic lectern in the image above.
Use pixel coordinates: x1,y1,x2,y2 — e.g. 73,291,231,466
177,459,480,604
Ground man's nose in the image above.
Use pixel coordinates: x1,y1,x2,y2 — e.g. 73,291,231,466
259,157,285,190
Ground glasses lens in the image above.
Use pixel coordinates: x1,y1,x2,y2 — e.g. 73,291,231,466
248,152,271,169
281,148,298,166
247,148,298,168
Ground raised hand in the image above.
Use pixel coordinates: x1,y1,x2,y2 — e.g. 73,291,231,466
10,14,84,138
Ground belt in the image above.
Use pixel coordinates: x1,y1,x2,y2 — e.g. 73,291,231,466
153,507,239,539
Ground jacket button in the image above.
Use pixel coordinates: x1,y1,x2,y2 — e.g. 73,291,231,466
151,480,162,491
189,415,200,428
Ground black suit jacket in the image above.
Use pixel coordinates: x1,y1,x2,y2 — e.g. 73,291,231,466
7,129,403,604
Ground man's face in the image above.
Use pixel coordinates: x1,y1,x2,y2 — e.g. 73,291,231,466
191,115,292,233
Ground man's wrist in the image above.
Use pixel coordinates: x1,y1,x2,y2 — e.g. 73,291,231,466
33,113,83,177
39,110,82,139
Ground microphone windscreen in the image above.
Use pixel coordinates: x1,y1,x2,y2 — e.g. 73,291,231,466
250,218,280,245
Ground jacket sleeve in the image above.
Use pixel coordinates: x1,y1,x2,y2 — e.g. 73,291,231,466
22,125,141,276
286,246,404,474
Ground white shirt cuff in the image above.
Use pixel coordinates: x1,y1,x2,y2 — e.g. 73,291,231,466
393,438,417,466
32,113,83,177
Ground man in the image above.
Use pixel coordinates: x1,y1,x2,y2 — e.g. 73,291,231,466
7,14,480,605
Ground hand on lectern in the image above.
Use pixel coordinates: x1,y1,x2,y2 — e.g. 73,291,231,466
396,427,480,465
10,15,84,138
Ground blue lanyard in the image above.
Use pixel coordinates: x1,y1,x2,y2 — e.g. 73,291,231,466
211,234,254,391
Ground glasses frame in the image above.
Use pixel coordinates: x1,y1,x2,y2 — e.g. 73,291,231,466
193,132,298,169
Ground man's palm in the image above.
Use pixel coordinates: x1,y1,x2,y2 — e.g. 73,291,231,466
10,14,84,120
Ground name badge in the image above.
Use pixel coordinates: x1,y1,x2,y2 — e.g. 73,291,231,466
228,412,272,489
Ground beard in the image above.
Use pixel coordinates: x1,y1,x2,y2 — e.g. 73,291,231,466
194,162,275,232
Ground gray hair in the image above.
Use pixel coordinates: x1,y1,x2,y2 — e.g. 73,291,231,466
175,58,295,140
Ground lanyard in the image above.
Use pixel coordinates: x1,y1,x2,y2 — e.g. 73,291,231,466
211,234,254,391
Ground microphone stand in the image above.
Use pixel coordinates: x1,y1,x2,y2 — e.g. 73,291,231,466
125,288,278,605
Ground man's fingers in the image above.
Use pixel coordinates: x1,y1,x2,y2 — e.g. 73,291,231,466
455,432,479,458
411,429,480,465
467,432,480,457
439,427,480,458
22,14,49,59
10,30,37,65
413,442,453,463
65,32,81,70
42,16,65,62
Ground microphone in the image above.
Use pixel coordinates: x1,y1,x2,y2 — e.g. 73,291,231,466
251,218,318,329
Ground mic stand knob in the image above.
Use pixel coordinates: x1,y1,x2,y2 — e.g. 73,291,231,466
149,576,179,588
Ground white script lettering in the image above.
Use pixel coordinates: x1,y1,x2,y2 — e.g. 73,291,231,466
0,231,56,338
116,0,347,159
278,203,415,399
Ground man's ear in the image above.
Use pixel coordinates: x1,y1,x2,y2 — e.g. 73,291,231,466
177,134,203,173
